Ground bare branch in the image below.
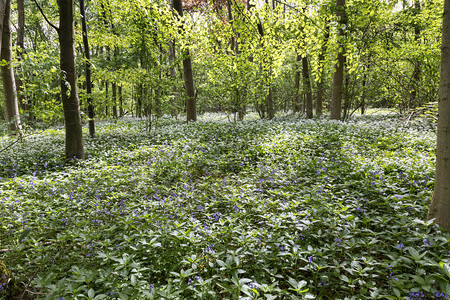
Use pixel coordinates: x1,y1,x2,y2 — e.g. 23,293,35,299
32,0,59,32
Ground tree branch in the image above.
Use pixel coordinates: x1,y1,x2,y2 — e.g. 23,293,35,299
32,0,59,32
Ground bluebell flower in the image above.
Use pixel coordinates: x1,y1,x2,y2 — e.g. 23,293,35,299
248,282,258,289
423,239,433,247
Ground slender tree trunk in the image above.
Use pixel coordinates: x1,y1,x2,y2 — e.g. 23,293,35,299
112,82,117,118
410,0,421,108
80,0,94,138
173,0,196,121
361,70,367,115
119,84,123,117
267,86,274,119
331,0,346,120
169,42,178,117
105,81,109,117
112,47,118,119
17,0,24,49
427,0,450,230
59,0,84,159
16,0,27,112
137,83,142,118
2,0,21,134
183,54,196,121
293,54,301,113
302,55,313,119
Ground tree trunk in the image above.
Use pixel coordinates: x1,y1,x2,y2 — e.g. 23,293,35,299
17,0,24,48
173,0,196,122
2,0,21,134
427,0,450,230
168,42,178,118
59,0,84,159
137,83,142,118
112,82,117,119
119,84,123,117
330,0,346,120
16,0,27,112
80,0,94,138
410,0,421,108
293,54,301,113
361,71,367,115
302,55,313,119
105,81,109,117
267,86,274,119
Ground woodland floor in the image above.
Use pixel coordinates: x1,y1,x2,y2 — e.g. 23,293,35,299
0,112,449,299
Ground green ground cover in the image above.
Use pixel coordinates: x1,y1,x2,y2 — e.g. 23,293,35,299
0,114,448,299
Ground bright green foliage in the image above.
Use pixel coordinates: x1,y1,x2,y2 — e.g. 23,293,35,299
1,0,445,123
0,113,448,299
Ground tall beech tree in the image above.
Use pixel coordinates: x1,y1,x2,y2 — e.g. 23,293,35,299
173,0,196,122
2,0,22,134
427,0,450,230
330,0,346,120
59,0,84,159
34,0,84,158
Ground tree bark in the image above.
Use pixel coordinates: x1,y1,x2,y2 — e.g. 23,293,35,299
16,0,27,112
427,0,450,230
293,54,301,113
112,47,118,119
267,86,274,120
330,0,346,120
112,82,117,118
1,0,21,134
59,0,84,159
17,0,24,48
105,80,109,117
169,41,178,117
361,76,366,115
410,0,421,108
119,84,123,117
173,0,196,121
302,55,313,119
80,0,95,138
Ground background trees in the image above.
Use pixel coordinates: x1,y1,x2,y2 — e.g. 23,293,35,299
0,0,444,127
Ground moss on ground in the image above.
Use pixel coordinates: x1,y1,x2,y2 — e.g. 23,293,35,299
0,259,22,299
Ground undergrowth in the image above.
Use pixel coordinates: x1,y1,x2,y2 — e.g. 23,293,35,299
0,114,448,299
